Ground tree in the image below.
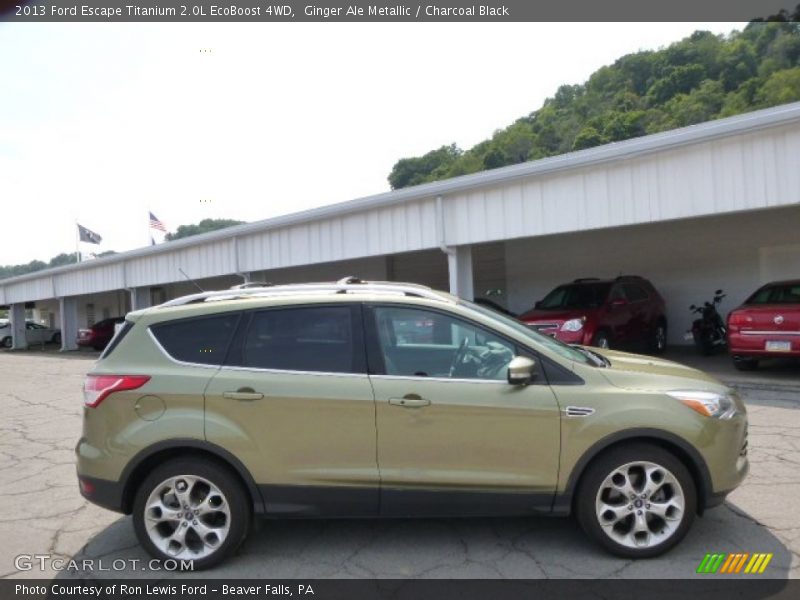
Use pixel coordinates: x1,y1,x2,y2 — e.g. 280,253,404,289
165,218,245,241
387,22,800,189
573,126,608,150
757,67,800,106
387,144,462,189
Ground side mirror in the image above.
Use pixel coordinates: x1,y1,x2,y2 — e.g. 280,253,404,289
507,356,536,386
715,289,723,295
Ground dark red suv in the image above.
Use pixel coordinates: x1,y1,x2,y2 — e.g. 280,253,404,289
77,317,125,351
519,276,668,353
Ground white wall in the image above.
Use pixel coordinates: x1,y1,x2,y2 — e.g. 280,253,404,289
504,206,800,345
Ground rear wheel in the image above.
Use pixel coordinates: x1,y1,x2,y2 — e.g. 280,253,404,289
1,337,11,348
693,332,714,356
132,458,251,570
576,443,696,558
733,356,759,371
51,332,61,345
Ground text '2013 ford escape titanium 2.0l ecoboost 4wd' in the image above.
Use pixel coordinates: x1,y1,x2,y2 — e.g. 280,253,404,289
76,279,749,569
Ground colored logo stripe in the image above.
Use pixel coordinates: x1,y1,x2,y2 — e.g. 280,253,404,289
697,552,772,574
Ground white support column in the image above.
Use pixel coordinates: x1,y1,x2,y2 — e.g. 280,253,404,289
130,287,151,311
59,297,78,351
446,245,475,300
9,303,27,350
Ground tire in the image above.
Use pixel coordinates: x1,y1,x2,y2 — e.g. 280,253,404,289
650,321,667,355
575,443,696,558
693,332,714,356
51,332,61,345
733,357,759,371
1,337,11,349
132,458,251,570
593,330,612,350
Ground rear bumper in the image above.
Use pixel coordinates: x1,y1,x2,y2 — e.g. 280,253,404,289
77,473,126,513
728,332,800,357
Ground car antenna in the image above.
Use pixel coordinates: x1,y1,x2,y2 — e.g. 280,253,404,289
178,267,205,293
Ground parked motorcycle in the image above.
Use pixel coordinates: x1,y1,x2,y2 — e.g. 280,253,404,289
686,290,727,356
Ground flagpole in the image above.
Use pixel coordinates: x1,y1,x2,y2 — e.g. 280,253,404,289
75,220,81,263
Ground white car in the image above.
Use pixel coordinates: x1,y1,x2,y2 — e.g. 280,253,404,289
0,320,61,348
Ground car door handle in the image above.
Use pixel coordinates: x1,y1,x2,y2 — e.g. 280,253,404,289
389,394,430,408
223,388,264,401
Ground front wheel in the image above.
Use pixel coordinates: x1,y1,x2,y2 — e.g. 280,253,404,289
650,322,667,355
132,459,251,570
593,330,611,350
1,337,11,348
51,332,62,345
576,443,696,558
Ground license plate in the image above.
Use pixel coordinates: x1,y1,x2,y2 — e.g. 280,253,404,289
683,332,694,341
765,340,792,352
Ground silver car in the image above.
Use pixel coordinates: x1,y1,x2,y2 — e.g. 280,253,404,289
0,320,61,348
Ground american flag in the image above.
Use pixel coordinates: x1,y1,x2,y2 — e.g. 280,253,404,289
149,211,166,232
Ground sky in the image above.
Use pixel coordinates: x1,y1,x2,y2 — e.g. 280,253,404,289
0,22,744,265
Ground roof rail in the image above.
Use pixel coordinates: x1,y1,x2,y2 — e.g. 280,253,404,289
573,277,601,283
158,279,452,308
615,275,644,281
229,282,273,290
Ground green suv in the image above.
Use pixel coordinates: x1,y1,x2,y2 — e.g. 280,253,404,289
76,279,749,568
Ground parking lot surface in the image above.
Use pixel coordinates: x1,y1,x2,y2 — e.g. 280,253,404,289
1,350,799,580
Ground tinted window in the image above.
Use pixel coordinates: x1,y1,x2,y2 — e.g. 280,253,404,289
622,284,649,302
100,320,134,359
151,313,239,365
374,306,515,380
241,306,360,373
459,300,596,367
747,283,800,305
538,283,611,309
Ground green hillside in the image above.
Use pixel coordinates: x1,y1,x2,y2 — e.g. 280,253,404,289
388,20,800,190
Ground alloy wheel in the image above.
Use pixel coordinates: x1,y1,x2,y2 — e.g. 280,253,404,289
143,475,231,559
595,460,685,549
655,326,666,351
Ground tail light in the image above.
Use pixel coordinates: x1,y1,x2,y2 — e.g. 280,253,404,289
728,312,752,332
83,374,150,408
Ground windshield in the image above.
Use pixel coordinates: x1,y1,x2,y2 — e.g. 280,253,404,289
537,283,611,309
746,283,800,305
459,299,596,366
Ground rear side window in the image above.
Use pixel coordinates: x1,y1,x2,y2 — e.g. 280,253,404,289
99,320,134,359
151,313,240,365
239,306,362,373
622,284,649,302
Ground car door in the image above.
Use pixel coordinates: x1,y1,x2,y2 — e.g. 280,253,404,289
365,303,561,516
204,303,379,516
26,323,44,343
605,285,633,345
622,283,650,344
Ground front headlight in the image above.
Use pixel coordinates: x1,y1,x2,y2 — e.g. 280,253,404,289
561,318,585,332
667,390,738,419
